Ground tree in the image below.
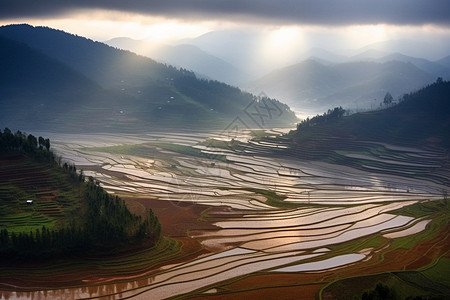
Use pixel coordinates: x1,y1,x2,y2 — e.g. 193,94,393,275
44,138,50,151
27,134,38,151
359,283,397,300
383,92,394,106
38,136,45,150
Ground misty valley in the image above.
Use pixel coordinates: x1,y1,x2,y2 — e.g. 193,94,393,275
0,24,449,300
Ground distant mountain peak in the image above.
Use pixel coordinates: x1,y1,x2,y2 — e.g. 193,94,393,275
350,49,389,61
104,35,250,86
249,58,436,114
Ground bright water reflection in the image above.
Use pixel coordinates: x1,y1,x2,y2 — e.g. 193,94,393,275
3,131,447,299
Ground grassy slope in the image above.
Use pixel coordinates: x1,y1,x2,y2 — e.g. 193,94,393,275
0,153,85,233
0,151,187,286
291,80,450,149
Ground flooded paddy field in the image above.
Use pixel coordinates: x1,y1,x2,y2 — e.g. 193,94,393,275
2,130,449,299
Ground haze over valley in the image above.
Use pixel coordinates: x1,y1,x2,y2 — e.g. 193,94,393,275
1,1,450,299
104,29,450,116
0,24,296,132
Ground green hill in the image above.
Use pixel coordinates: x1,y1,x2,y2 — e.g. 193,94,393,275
0,129,160,260
290,79,450,150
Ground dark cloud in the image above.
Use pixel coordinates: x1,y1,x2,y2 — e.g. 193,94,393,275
1,0,449,26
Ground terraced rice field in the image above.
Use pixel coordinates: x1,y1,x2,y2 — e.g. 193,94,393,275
2,130,449,299
0,154,82,233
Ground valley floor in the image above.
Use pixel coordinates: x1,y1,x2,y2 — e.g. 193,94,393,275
1,130,449,299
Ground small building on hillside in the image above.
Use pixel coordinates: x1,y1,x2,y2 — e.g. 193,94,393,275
26,200,34,205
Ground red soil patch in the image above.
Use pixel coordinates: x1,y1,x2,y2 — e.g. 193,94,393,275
128,198,219,237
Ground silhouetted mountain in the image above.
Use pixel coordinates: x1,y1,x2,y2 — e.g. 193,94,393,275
0,24,173,88
250,59,436,114
0,36,99,96
303,47,348,64
105,37,250,86
353,39,450,61
0,24,297,132
351,52,450,80
437,55,450,69
349,49,390,60
180,30,273,77
0,35,108,130
290,79,450,149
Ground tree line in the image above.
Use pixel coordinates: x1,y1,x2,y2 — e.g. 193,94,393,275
0,179,161,260
296,106,346,131
0,128,50,151
0,128,54,163
0,129,161,260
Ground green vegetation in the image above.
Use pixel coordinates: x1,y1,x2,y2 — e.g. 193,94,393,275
321,199,450,300
0,128,161,261
356,282,398,300
389,200,449,251
245,188,300,209
422,257,450,287
388,200,449,219
324,273,449,300
292,79,450,148
249,130,280,140
296,106,346,130
199,138,244,151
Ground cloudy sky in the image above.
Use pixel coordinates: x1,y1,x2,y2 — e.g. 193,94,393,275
1,0,450,60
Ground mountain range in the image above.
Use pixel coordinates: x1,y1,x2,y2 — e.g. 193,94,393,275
103,30,450,116
1,24,449,132
106,37,250,86
0,24,297,133
248,59,437,114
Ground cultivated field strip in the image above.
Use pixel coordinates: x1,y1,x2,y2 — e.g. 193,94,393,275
18,131,446,299
0,154,79,232
51,133,446,209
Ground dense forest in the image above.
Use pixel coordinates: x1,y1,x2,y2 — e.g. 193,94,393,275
296,106,346,130
0,129,161,260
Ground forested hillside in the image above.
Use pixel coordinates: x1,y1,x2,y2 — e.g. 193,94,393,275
0,24,297,132
0,129,161,260
288,79,450,152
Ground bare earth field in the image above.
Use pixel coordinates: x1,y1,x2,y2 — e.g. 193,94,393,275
1,131,449,299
